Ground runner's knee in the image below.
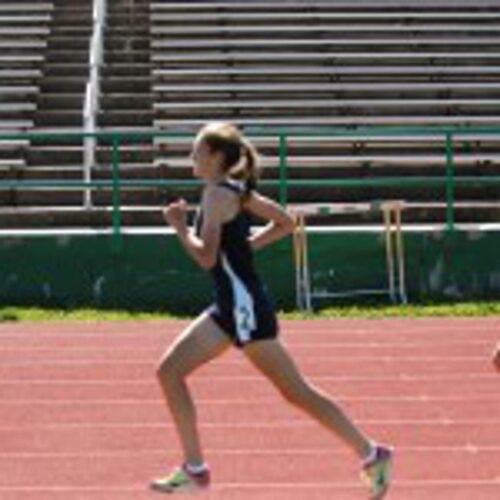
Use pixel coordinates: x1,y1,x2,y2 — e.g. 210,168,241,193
156,350,186,383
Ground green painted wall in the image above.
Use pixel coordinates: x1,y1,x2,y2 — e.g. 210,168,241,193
0,229,499,312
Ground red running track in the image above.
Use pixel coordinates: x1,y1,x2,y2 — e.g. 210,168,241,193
0,318,499,499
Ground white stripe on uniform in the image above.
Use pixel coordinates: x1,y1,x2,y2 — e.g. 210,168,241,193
221,253,256,344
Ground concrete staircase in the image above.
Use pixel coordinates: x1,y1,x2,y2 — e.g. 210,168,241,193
21,0,92,213
95,0,155,222
1,0,156,227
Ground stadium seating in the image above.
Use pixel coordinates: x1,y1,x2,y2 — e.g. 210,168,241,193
0,0,499,227
0,0,93,222
0,0,155,227
150,0,500,225
0,1,51,176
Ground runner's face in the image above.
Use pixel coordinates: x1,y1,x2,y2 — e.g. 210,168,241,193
191,137,223,180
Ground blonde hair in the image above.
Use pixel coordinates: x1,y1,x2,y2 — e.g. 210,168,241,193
198,122,260,193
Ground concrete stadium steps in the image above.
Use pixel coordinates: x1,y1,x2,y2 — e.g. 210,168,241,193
3,0,95,211
28,0,152,178
154,116,500,129
26,0,97,177
1,0,499,229
99,0,153,162
0,0,54,170
152,133,500,174
148,0,500,228
152,1,500,121
150,0,500,12
152,52,500,68
2,157,498,225
152,98,500,120
152,82,500,101
150,130,500,222
33,0,91,130
152,37,500,52
151,0,500,129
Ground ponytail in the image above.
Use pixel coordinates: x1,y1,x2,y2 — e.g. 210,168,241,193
228,138,260,195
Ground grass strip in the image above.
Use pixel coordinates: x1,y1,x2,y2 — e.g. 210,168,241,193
0,301,499,322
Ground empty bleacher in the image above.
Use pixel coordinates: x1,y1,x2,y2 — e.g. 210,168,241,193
0,0,499,228
0,1,52,180
150,0,500,225
0,0,155,228
152,0,500,128
0,0,93,221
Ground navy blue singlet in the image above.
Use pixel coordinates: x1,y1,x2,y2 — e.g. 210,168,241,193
196,180,278,348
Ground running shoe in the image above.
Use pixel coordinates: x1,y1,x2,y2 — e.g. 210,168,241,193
493,343,500,372
150,463,210,494
361,445,393,499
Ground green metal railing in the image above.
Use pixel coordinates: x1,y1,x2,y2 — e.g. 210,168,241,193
1,126,500,251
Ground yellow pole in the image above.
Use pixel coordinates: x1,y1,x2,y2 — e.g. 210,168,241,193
383,204,396,302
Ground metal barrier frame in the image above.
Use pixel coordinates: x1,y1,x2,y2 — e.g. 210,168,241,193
293,201,407,310
0,125,499,255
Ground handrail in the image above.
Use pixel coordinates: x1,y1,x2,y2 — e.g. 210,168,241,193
1,176,498,189
1,124,500,141
83,0,106,209
0,125,500,251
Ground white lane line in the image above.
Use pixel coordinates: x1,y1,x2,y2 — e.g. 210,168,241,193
0,338,495,348
0,332,497,343
0,479,498,493
0,321,496,334
0,374,497,382
0,356,492,366
1,445,499,459
0,419,499,431
0,372,498,384
0,393,498,405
